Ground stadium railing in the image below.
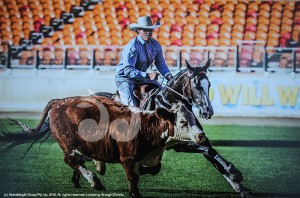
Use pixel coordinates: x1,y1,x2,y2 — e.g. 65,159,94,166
0,44,299,73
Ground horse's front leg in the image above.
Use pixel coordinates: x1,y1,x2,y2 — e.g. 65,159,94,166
223,174,253,198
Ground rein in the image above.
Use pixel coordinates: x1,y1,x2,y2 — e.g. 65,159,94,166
160,71,194,106
164,84,191,103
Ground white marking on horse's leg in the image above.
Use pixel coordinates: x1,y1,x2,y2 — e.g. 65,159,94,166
78,166,95,187
223,174,242,193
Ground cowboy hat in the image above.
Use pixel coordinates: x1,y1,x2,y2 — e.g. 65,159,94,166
129,16,161,31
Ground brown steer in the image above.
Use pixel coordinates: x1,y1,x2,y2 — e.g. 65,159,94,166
0,96,205,197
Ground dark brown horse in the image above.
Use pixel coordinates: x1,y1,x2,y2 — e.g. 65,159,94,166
95,59,252,197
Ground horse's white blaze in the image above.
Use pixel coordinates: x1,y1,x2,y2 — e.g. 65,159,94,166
78,166,95,187
200,78,210,97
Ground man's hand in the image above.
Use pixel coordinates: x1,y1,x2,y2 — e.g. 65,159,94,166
165,73,173,81
146,72,159,80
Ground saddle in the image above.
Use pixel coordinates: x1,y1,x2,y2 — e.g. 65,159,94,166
95,85,159,111
132,84,159,110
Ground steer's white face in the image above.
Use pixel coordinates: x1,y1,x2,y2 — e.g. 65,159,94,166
170,103,206,143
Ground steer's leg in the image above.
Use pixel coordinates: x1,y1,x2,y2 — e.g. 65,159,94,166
72,170,81,188
64,154,105,191
94,160,106,175
139,162,161,176
120,159,141,198
77,165,105,191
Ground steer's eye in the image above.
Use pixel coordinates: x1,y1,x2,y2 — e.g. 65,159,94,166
180,120,187,126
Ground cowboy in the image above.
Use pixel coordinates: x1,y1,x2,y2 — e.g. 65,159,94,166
115,16,173,107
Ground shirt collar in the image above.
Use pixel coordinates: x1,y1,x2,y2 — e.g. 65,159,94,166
137,35,150,45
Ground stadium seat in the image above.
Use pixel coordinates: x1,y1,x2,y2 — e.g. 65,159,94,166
214,52,227,67
234,16,245,25
260,3,271,12
19,50,35,65
165,50,177,67
103,49,118,66
207,38,219,47
219,38,231,46
244,31,256,40
182,38,194,46
270,16,281,26
223,2,235,11
256,31,268,42
53,48,64,65
272,3,283,11
194,38,207,46
269,23,280,33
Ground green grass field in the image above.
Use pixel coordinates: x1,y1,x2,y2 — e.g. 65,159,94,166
0,119,300,198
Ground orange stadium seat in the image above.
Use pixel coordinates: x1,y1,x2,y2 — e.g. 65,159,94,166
182,38,194,46
220,30,231,39
0,0,298,51
259,9,270,18
256,31,268,42
244,31,256,40
270,16,281,26
219,38,231,46
165,50,177,66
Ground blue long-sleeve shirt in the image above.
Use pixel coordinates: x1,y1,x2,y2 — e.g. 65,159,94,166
115,35,170,82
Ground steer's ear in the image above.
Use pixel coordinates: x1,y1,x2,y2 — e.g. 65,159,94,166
155,108,175,121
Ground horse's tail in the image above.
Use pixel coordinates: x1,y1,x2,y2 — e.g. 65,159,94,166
0,99,58,155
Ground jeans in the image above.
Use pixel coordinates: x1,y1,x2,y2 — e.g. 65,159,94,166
116,78,161,107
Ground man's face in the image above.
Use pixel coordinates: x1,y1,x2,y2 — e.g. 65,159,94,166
138,29,153,41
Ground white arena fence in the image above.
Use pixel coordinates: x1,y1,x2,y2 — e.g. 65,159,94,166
0,44,299,120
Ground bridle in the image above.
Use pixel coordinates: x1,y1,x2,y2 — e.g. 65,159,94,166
160,70,208,108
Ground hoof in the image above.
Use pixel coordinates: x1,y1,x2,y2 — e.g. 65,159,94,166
139,163,161,176
129,192,142,198
74,184,81,188
240,187,253,198
93,184,105,191
99,163,106,176
95,161,106,176
93,174,105,191
228,165,244,183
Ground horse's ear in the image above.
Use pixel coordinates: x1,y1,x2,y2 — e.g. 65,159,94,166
185,60,194,72
201,59,211,72
193,59,211,74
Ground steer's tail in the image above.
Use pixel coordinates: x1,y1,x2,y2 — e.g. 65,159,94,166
0,99,58,155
